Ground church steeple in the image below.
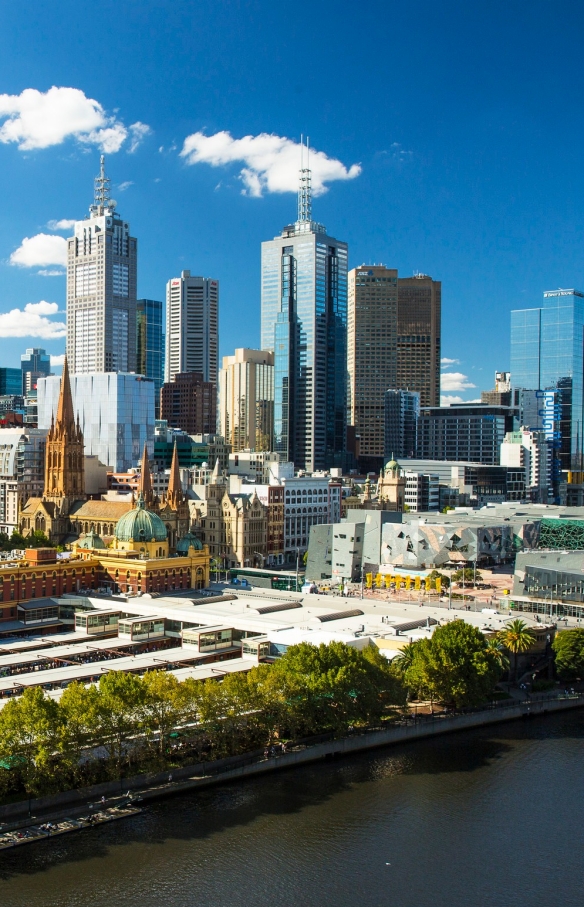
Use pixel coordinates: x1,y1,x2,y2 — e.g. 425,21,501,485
43,357,85,508
139,443,155,508
165,443,183,510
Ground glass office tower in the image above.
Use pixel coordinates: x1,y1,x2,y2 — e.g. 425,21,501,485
137,299,164,416
261,163,348,471
511,289,584,471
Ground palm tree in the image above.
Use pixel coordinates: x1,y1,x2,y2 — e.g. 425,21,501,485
498,619,534,683
485,637,510,672
393,642,417,675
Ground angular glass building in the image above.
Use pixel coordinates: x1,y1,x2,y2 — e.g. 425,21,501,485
261,158,347,471
137,298,164,415
511,289,584,471
37,373,155,471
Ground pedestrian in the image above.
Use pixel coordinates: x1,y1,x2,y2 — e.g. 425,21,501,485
101,795,106,807
168,773,173,783
264,747,269,759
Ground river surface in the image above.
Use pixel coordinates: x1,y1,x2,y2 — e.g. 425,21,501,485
1,711,583,907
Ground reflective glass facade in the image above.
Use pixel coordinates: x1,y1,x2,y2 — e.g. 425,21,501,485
37,373,155,471
137,299,164,416
261,219,347,471
511,290,584,471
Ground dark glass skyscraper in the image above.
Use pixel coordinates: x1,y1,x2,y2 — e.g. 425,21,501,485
137,298,164,416
261,159,348,471
511,289,584,472
20,348,50,394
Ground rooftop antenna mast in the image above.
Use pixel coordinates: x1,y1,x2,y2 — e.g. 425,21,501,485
297,135,312,222
94,154,114,210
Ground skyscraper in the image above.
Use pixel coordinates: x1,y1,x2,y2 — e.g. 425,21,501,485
396,274,441,406
261,148,348,471
21,348,51,394
219,348,274,452
137,299,164,415
66,156,138,374
165,271,218,385
347,265,398,470
511,288,584,472
384,389,420,460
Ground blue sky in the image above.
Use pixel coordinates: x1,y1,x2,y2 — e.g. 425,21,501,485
0,0,582,403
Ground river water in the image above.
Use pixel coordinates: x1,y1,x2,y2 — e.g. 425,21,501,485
1,711,583,907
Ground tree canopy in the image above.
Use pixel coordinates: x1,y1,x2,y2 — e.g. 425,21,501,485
405,620,502,707
552,629,584,682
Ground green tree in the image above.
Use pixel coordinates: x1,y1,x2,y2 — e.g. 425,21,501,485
552,629,584,682
452,568,482,585
485,637,510,673
406,621,502,708
59,682,100,781
140,670,185,760
0,687,60,798
498,619,535,683
94,671,145,773
428,570,450,589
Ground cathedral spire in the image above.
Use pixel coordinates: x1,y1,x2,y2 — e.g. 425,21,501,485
139,443,154,508
166,442,183,509
55,356,76,436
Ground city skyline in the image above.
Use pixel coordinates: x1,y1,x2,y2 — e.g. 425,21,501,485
1,3,584,405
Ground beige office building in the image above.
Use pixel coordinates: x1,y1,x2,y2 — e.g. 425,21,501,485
219,349,274,452
347,265,398,467
396,274,441,407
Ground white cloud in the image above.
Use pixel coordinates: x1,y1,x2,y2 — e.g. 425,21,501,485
117,180,134,192
128,122,151,153
180,130,362,197
0,301,66,338
0,86,149,152
50,353,65,367
38,269,65,277
441,394,481,406
441,372,477,392
441,357,460,367
10,233,67,268
47,218,76,231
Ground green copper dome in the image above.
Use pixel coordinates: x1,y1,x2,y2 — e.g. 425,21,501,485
78,529,106,550
176,531,203,553
115,494,168,543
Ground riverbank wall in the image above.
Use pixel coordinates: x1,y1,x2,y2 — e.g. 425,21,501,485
1,693,582,829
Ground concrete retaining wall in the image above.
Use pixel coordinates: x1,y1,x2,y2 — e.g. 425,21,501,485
1,695,581,825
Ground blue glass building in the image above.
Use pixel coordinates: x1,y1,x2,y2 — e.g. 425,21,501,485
0,367,23,396
137,299,164,416
511,289,584,471
261,173,347,471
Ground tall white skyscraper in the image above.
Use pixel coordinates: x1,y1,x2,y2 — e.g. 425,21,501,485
165,270,219,384
66,156,137,374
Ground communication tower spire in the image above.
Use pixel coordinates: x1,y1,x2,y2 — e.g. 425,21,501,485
297,135,312,223
93,154,115,211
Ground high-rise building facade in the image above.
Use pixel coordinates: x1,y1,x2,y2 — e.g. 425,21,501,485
418,403,516,464
165,271,218,386
0,368,22,396
219,348,274,452
66,157,137,374
160,372,217,436
511,289,584,472
384,389,420,460
396,274,441,406
347,265,398,470
261,164,348,471
38,372,155,472
137,299,164,415
20,348,50,394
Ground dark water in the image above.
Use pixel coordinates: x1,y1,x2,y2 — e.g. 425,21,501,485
1,712,584,907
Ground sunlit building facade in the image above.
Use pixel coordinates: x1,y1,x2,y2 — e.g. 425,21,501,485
261,173,348,471
511,289,584,472
219,348,274,452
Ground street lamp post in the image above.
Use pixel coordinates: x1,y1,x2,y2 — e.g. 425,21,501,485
295,547,300,592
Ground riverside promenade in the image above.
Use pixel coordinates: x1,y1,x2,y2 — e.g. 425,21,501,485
1,691,582,838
